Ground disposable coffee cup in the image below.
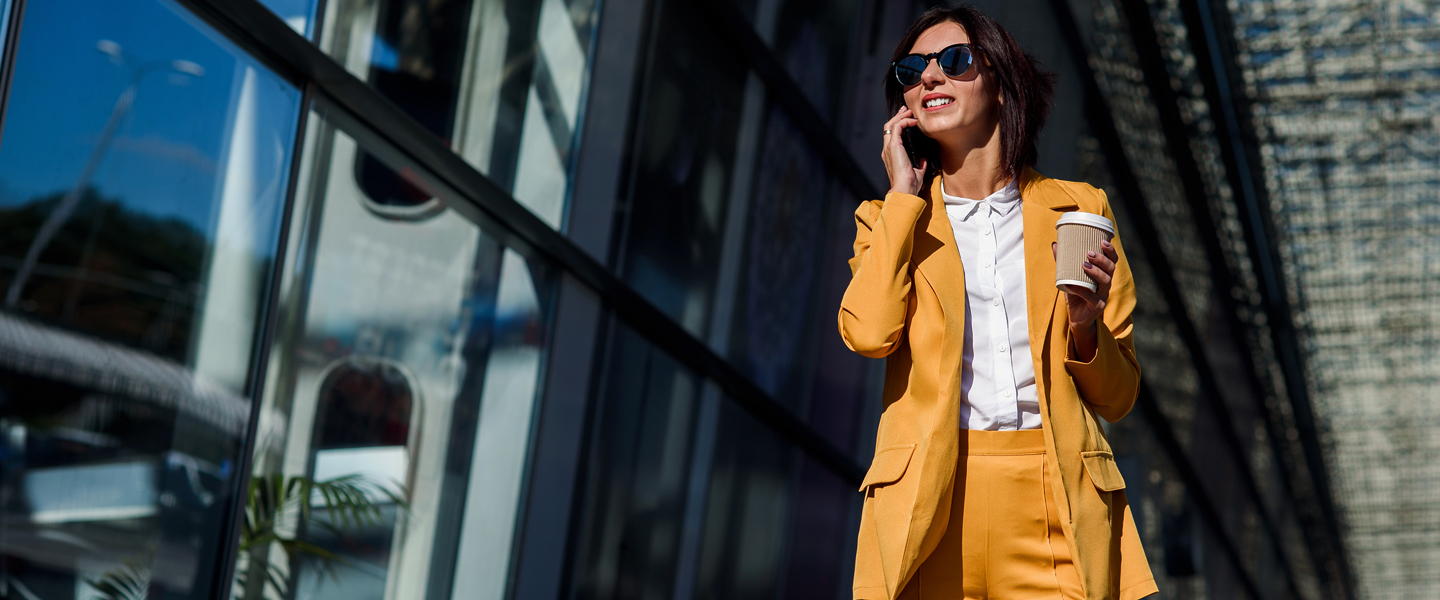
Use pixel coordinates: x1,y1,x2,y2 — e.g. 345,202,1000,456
1054,212,1115,294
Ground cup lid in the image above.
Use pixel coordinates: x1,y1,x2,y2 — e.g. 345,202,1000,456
1055,212,1114,234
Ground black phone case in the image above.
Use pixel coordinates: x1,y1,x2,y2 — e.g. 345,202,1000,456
902,129,924,167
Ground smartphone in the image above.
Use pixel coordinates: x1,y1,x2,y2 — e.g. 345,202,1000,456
901,128,925,167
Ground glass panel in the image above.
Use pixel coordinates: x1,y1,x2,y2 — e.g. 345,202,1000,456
694,403,858,600
693,400,796,600
569,320,702,600
317,0,599,227
571,314,862,600
725,105,828,402
724,101,880,456
236,97,554,600
610,1,880,455
777,456,856,600
0,0,300,598
748,0,861,122
614,0,748,335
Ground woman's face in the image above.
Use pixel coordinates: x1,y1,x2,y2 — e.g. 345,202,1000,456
902,22,1001,144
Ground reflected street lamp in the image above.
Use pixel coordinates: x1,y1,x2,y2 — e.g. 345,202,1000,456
5,40,204,307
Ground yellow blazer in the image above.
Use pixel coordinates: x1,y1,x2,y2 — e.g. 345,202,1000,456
838,169,1157,600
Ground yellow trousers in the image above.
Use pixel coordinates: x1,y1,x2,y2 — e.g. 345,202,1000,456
899,430,1085,600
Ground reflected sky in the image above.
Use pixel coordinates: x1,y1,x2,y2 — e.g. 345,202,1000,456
0,0,297,232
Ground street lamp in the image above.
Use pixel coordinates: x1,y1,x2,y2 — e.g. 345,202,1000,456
5,40,204,308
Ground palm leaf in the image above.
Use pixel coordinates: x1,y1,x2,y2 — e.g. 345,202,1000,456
236,472,407,600
87,559,150,600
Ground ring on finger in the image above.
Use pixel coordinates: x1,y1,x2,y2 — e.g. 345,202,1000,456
883,129,892,135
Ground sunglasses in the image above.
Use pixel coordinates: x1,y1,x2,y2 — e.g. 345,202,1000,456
891,43,980,87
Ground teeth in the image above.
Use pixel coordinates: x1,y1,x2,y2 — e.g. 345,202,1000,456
925,97,953,108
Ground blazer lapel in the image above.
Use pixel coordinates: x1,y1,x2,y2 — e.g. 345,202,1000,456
913,175,967,362
1020,169,1077,374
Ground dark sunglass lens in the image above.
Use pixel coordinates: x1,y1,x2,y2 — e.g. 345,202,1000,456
894,55,927,86
938,45,973,77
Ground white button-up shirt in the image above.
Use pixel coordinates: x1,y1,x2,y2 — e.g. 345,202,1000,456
941,179,1041,430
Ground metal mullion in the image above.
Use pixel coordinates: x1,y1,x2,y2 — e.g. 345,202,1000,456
173,0,866,492
209,80,316,600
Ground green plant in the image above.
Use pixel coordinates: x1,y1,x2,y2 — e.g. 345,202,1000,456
236,473,407,600
85,473,403,600
87,559,150,600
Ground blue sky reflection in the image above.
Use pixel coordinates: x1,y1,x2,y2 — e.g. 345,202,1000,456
0,0,299,233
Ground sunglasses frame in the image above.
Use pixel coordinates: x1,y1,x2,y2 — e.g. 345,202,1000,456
891,43,981,87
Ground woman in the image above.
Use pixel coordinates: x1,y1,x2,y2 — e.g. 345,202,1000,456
839,6,1157,600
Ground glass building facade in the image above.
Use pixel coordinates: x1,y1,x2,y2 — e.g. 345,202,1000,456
0,0,1415,599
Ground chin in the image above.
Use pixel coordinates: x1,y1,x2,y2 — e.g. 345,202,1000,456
918,119,962,138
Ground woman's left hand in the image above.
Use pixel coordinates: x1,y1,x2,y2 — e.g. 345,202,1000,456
1051,239,1118,359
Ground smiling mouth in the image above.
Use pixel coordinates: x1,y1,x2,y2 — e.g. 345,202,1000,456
924,97,954,109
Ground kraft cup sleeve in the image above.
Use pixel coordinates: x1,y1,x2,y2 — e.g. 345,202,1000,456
1055,222,1113,293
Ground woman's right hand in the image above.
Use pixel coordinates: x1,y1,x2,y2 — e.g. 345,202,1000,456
882,105,926,196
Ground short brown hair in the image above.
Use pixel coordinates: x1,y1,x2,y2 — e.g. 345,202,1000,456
886,5,1056,182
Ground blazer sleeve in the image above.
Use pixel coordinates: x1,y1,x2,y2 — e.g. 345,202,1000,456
1063,190,1142,422
837,192,928,358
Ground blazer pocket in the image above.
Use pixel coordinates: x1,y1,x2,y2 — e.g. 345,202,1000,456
1081,450,1127,492
858,444,916,491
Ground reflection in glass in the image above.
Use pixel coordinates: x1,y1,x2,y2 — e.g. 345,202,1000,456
353,0,473,217
293,358,416,600
741,0,860,122
728,105,826,401
617,0,748,333
0,0,300,598
318,0,599,227
693,402,796,599
570,322,701,600
239,99,553,600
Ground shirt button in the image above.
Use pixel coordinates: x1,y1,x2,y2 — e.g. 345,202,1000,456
984,259,993,268
982,229,991,236
991,298,1000,306
1003,389,1014,398
998,344,1008,353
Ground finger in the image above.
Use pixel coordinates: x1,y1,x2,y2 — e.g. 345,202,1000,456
883,107,909,134
885,124,908,156
1085,248,1115,275
886,117,917,144
887,118,920,156
1083,261,1112,288
1051,242,1057,259
1101,239,1119,263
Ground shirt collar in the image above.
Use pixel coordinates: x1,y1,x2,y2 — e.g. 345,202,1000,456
940,177,1022,220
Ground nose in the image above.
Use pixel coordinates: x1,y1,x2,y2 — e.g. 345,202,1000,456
920,58,945,87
